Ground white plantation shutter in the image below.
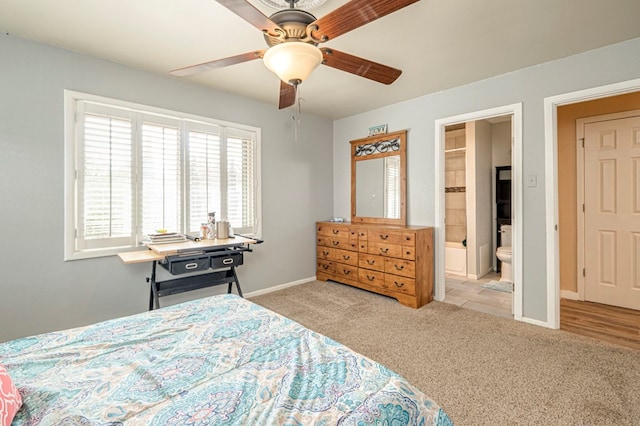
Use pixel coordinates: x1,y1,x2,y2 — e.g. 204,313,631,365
187,126,222,234
140,120,181,236
226,129,256,233
66,92,260,260
76,104,134,251
384,156,400,219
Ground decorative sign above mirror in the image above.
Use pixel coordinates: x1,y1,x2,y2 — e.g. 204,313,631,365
350,129,407,225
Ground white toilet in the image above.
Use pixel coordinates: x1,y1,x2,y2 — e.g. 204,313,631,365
496,224,512,282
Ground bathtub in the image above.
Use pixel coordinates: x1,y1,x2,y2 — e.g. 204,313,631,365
445,241,467,276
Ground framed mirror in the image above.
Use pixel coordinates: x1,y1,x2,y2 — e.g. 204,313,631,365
350,129,406,225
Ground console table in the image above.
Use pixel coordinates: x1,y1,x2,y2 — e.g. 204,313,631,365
118,236,259,310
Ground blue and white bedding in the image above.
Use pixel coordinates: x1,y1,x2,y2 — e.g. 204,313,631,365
0,294,451,425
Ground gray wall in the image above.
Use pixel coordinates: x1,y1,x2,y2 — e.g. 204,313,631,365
0,35,333,342
333,37,640,323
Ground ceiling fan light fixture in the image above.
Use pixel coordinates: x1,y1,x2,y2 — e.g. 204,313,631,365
263,42,323,84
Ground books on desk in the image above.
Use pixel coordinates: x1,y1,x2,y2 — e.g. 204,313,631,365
145,232,187,244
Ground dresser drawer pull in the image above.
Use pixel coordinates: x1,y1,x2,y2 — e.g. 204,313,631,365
332,229,340,234
185,262,199,270
380,248,389,254
343,255,351,260
321,264,330,270
406,251,411,255
322,250,330,256
366,275,376,281
343,269,351,275
380,234,389,240
366,259,376,265
222,258,234,265
394,265,405,271
359,232,366,237
332,241,340,246
394,281,405,288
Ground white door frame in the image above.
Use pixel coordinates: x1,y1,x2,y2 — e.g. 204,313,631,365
543,78,640,329
434,103,523,322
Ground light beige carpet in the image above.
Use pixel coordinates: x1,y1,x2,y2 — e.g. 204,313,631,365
249,280,640,425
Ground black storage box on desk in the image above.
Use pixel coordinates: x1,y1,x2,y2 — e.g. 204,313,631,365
160,251,210,275
160,249,244,275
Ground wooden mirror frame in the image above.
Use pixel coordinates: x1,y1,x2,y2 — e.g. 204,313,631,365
350,129,407,225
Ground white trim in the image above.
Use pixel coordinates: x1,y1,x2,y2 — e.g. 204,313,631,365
434,103,523,323
244,277,316,298
520,316,552,328
560,290,579,301
543,78,640,329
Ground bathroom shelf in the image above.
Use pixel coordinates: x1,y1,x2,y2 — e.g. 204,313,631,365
444,147,466,153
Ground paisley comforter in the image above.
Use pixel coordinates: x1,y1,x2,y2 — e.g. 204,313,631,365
1,294,451,425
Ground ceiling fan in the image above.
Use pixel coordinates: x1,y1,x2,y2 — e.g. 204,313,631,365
170,0,421,109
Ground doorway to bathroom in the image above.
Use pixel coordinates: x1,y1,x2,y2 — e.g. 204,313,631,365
434,104,523,321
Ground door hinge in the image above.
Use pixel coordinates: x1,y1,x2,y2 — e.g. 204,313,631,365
583,268,586,277
579,137,584,148
583,203,585,212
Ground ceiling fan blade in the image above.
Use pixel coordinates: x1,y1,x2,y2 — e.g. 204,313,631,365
310,0,420,42
279,80,297,109
170,50,266,77
320,48,402,85
215,0,283,37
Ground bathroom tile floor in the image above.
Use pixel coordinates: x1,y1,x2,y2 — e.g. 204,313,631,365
444,272,513,319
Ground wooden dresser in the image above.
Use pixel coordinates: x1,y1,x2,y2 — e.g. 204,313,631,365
316,221,433,308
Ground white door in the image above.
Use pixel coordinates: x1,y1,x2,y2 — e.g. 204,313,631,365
583,113,640,310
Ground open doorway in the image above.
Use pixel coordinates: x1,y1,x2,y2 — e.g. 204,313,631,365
545,80,640,329
434,104,523,321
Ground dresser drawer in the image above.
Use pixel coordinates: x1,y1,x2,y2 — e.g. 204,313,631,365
317,246,334,260
317,259,335,274
384,258,416,278
368,242,403,258
317,223,351,239
358,269,385,288
334,248,358,266
335,263,358,280
358,241,368,252
402,232,416,246
402,246,416,260
317,235,354,250
368,230,403,245
359,253,385,272
384,274,416,296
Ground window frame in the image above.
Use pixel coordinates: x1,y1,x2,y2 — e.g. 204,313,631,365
64,90,262,261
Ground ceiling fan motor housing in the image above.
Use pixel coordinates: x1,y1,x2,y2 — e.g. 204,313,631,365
264,9,319,47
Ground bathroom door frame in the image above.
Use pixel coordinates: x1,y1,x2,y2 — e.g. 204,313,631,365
434,103,523,322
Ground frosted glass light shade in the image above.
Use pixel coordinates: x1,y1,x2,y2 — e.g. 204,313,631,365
263,42,323,84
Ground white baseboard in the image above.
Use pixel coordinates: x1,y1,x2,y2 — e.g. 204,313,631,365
245,276,316,299
560,290,579,300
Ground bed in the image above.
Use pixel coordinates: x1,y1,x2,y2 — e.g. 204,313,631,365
0,294,451,425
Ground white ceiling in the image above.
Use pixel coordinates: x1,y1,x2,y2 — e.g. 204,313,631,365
2,0,639,120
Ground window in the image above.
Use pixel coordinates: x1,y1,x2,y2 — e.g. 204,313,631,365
65,91,261,260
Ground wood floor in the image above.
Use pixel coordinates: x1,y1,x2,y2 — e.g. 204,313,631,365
560,299,640,350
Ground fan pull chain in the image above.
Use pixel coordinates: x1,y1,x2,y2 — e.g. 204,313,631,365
292,85,303,143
